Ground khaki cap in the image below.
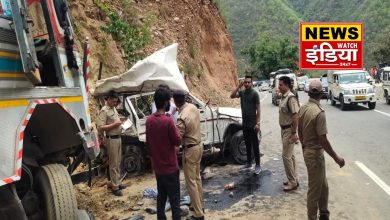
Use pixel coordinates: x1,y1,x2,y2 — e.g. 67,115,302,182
309,80,322,93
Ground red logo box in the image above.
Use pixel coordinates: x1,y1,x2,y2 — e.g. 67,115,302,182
300,22,363,70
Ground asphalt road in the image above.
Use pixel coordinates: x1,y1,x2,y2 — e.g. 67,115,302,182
202,90,390,220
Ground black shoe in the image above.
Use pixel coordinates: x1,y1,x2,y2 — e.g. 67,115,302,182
319,215,329,220
112,189,123,196
186,215,204,220
119,184,127,190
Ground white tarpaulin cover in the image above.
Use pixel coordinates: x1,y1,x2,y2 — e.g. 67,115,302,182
93,43,189,95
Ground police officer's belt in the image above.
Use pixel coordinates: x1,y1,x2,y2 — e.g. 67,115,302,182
106,135,121,139
280,124,292,130
184,143,200,148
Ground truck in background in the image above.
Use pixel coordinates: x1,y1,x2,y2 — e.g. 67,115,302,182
0,0,99,219
381,66,390,104
271,69,298,106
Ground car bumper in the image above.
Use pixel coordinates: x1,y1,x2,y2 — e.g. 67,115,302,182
343,94,376,104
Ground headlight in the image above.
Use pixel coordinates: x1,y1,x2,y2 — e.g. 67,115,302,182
368,88,374,93
344,90,351,95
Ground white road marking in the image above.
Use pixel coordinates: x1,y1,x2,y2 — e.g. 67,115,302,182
260,91,268,102
360,105,390,117
374,109,390,117
355,161,390,196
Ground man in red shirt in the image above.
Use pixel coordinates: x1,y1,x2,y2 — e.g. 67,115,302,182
146,87,182,220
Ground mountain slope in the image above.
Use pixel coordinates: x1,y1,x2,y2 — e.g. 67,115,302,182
217,0,390,71
216,0,301,73
70,0,238,106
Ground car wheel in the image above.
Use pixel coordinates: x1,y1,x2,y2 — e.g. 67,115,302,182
368,102,376,109
385,91,390,104
230,130,253,165
330,92,336,106
121,145,146,176
340,95,347,111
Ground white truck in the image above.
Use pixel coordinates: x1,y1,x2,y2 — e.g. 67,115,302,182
328,70,376,110
271,72,298,106
0,0,99,219
94,44,253,175
381,66,390,104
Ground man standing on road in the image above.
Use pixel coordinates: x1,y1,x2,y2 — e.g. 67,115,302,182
173,90,204,220
230,75,261,175
97,90,125,196
146,88,182,220
278,76,300,192
298,80,345,220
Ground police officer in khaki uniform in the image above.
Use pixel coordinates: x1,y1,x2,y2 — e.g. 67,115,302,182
298,80,345,220
97,90,125,196
173,90,204,220
278,76,300,191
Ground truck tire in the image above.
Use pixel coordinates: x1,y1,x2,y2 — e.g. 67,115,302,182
121,145,145,176
330,92,336,106
35,164,77,220
340,95,347,111
230,130,253,165
368,102,376,109
385,91,390,104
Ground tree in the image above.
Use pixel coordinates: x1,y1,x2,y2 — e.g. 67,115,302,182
242,36,298,79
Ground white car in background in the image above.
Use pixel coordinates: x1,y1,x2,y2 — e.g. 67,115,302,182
328,70,376,110
304,78,320,92
298,76,308,91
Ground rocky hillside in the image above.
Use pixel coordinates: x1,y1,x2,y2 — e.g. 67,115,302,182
69,0,238,106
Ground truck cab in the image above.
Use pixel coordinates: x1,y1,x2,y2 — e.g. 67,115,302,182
381,66,390,104
271,72,298,106
0,0,98,219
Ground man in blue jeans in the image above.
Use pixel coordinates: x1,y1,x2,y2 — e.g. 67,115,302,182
230,75,261,175
146,87,182,220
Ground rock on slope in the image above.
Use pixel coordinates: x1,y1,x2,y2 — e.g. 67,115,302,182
69,0,238,106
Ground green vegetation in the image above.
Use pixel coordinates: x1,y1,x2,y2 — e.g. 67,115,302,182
187,35,199,59
182,62,201,79
215,0,301,76
101,13,150,63
94,0,150,64
242,37,298,79
216,0,390,76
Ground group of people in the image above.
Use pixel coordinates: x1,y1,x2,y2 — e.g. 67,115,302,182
97,74,346,220
146,86,205,220
231,75,345,220
97,87,204,220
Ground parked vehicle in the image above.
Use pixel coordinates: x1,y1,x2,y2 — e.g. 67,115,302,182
381,67,390,104
365,72,374,84
320,76,329,99
94,44,254,175
260,81,270,91
0,0,99,219
303,78,316,92
272,73,298,106
328,70,376,110
297,76,308,91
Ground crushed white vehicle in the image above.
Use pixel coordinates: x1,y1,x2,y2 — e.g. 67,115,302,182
94,44,252,175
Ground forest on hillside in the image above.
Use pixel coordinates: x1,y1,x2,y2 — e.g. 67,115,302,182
216,0,390,77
